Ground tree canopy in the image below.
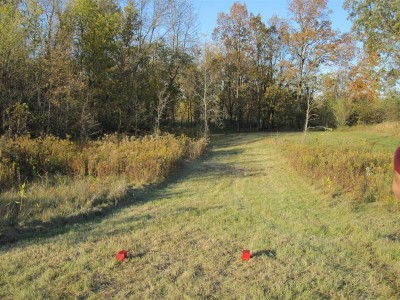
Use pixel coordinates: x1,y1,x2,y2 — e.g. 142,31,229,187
0,0,398,139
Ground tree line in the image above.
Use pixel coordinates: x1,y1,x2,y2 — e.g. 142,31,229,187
1,0,399,139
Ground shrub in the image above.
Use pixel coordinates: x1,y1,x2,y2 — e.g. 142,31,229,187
80,134,206,184
0,135,77,188
283,140,393,202
0,134,206,188
0,134,207,230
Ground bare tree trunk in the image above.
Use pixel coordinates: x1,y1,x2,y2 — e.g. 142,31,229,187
203,64,209,138
256,83,261,131
236,80,240,132
303,87,312,142
154,87,169,136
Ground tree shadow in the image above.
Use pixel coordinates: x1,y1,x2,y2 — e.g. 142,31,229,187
210,132,274,149
251,249,277,259
385,232,400,242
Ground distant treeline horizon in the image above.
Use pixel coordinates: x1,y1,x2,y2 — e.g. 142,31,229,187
1,0,398,139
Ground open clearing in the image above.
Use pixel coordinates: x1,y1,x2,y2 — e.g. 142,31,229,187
1,133,400,299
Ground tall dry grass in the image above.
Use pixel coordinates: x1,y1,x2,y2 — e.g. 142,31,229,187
367,122,400,138
1,176,128,227
0,134,207,231
0,134,206,187
337,122,400,138
81,134,206,184
0,135,77,188
283,141,393,203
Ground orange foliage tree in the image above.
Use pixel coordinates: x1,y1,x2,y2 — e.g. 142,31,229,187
274,0,341,138
348,51,381,124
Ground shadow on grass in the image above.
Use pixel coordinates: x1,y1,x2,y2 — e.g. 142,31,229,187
210,132,273,149
251,249,277,259
0,133,273,247
385,232,400,242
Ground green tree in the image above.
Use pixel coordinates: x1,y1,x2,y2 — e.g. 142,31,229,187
277,0,340,139
248,15,287,130
344,0,400,80
0,0,41,135
213,2,250,131
69,0,120,139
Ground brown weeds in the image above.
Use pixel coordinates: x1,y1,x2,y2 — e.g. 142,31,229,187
0,134,207,230
283,141,393,202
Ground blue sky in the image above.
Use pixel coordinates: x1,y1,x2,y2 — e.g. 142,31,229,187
193,0,352,38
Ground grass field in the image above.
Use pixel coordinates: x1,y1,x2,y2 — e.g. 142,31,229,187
1,130,400,298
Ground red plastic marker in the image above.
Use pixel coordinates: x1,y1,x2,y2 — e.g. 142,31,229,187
242,250,251,261
116,250,128,262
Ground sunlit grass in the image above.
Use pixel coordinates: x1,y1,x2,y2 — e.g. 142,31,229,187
0,134,207,231
1,130,400,298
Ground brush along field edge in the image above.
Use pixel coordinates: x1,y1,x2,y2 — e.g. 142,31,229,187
0,134,207,232
1,133,400,299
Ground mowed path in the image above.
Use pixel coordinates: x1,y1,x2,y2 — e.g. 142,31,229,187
1,133,400,299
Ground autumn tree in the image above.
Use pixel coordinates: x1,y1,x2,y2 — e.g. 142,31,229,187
276,0,340,139
213,2,250,131
0,0,42,135
1,0,199,138
5,0,395,139
263,84,297,129
320,73,352,127
179,43,225,137
163,0,197,128
347,51,382,124
113,0,173,135
344,0,400,82
111,0,196,135
248,16,291,129
247,15,273,129
199,44,226,137
34,0,82,137
69,0,121,139
344,0,399,125
319,33,355,127
179,63,201,127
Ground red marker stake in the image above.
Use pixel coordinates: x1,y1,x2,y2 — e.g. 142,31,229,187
116,250,128,262
242,250,250,261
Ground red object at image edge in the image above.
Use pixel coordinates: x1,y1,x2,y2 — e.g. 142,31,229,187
242,250,250,261
394,146,400,174
116,250,128,261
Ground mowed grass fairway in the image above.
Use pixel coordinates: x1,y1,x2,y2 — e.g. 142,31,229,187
1,132,400,299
